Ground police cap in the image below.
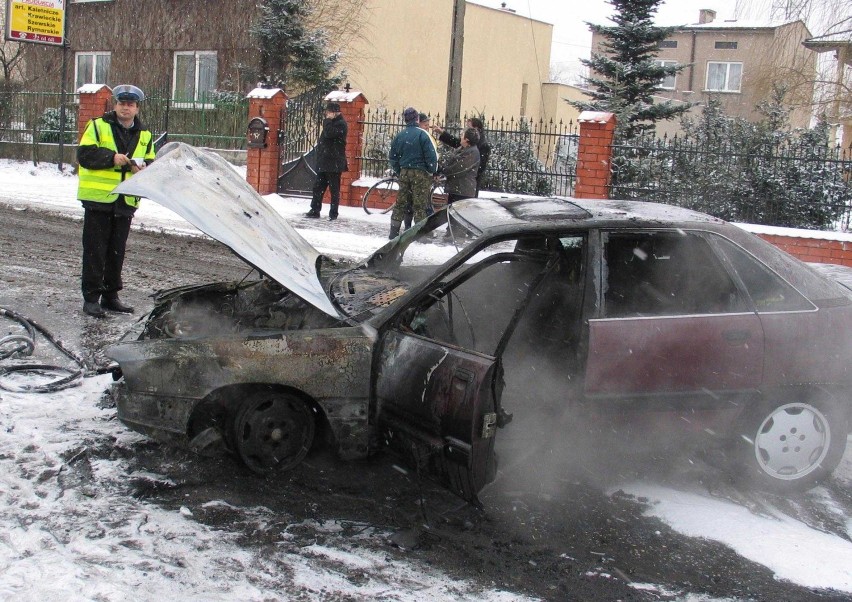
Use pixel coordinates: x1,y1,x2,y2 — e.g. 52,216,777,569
113,84,145,103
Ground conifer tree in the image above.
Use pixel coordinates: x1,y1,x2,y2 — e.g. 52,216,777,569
571,0,689,139
250,0,341,92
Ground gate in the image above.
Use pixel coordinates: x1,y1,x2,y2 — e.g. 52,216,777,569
277,86,328,197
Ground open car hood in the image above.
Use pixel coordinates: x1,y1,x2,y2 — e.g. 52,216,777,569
114,142,339,317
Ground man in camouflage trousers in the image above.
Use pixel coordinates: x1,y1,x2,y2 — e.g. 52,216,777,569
387,106,438,239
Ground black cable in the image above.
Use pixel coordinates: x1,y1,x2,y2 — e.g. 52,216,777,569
0,364,83,393
0,306,94,393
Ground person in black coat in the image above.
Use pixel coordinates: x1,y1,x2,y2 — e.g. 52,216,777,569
306,101,348,221
433,117,491,197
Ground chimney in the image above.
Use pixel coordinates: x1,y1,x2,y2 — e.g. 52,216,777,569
500,2,516,13
698,9,717,24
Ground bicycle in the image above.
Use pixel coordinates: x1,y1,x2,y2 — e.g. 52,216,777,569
362,174,447,215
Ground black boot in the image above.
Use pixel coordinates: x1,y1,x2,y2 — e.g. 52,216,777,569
389,220,402,239
101,295,134,314
83,300,106,318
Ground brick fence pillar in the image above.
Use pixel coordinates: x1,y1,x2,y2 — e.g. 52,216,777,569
324,90,368,207
76,84,113,142
245,88,287,195
575,111,616,200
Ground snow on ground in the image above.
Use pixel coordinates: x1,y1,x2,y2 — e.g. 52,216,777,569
0,376,531,601
1,156,852,597
617,479,852,593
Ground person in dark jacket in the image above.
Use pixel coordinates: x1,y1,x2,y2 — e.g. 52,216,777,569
433,117,491,196
77,84,155,318
439,128,481,204
306,101,348,221
401,112,440,230
387,106,438,239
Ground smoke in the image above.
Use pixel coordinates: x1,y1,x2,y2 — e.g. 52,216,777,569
490,337,712,499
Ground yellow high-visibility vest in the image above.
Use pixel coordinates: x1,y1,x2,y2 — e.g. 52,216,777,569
77,118,155,207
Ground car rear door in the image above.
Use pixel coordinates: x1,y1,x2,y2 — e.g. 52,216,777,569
585,230,764,399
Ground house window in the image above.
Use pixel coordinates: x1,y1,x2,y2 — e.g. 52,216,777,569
75,52,110,91
655,60,678,90
658,40,678,49
173,51,217,107
714,41,738,49
706,62,742,92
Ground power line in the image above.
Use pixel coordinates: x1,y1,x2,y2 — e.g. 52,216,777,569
552,40,592,49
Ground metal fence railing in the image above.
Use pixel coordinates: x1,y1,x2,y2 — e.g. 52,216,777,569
0,90,79,144
359,108,578,196
279,86,326,165
0,89,250,150
611,133,852,231
139,89,249,150
10,88,848,232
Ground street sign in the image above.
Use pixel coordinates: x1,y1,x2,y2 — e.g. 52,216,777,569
5,0,65,46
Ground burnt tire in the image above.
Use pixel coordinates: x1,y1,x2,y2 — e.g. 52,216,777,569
233,391,315,474
733,392,848,493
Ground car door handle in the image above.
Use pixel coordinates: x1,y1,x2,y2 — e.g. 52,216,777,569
723,329,750,344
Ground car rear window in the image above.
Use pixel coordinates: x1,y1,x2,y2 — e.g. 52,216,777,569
718,228,852,307
713,236,814,311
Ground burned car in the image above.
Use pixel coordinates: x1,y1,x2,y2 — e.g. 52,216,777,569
107,143,852,500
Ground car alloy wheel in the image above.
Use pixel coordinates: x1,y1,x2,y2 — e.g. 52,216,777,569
754,402,831,479
234,391,315,474
737,394,848,492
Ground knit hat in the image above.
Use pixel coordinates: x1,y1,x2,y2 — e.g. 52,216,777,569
403,107,418,123
325,101,341,112
418,112,430,123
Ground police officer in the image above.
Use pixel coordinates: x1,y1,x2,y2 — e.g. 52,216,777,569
77,84,155,318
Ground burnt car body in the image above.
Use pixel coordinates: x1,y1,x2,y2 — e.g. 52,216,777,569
107,143,852,500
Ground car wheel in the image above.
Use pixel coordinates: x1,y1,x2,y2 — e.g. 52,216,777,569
233,391,315,474
734,393,848,493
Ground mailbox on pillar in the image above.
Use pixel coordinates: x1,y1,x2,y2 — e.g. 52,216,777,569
246,117,269,148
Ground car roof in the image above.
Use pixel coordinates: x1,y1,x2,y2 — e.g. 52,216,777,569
451,196,724,233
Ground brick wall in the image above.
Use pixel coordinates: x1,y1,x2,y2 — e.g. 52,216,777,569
335,94,368,207
77,84,113,141
755,233,852,267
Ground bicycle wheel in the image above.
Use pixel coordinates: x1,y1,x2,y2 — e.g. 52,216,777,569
430,181,448,212
363,177,398,215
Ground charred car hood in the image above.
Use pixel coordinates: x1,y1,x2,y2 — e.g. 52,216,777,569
114,142,339,317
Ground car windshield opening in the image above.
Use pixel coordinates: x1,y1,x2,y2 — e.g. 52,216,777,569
329,208,484,319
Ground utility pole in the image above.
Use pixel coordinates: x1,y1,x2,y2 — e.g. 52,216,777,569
445,0,465,125
58,40,68,172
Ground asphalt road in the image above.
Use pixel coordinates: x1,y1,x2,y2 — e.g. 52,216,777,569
1,201,850,601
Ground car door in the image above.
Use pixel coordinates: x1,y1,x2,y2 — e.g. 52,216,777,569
374,235,571,501
585,230,764,400
376,330,499,501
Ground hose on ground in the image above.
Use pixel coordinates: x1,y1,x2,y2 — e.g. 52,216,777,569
0,306,104,393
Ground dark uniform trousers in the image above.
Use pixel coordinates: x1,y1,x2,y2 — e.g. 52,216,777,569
81,206,132,303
